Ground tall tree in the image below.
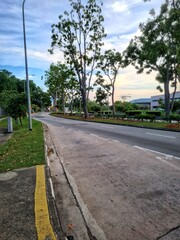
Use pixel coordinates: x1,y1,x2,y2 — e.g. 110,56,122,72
45,62,75,113
95,50,123,115
124,0,180,117
49,0,106,118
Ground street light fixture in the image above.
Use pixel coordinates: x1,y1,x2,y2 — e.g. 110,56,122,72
22,0,32,130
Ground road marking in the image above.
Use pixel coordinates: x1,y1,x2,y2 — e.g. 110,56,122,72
113,140,119,143
134,146,180,160
90,133,98,137
134,146,180,170
146,132,176,139
78,130,83,133
35,165,56,240
100,125,114,129
156,157,180,171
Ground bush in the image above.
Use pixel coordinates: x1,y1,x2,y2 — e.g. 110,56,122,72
126,110,142,116
170,114,180,123
145,111,162,117
138,114,156,122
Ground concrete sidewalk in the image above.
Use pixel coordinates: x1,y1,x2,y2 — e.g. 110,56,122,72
0,165,63,240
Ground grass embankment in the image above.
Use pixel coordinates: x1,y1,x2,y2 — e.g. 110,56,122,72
0,118,45,173
51,113,180,131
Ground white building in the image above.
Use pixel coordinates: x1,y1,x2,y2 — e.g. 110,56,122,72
151,91,180,110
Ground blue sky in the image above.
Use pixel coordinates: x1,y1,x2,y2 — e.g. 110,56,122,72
0,0,168,100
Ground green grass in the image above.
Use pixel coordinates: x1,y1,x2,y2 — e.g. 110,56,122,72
0,118,45,173
51,113,180,131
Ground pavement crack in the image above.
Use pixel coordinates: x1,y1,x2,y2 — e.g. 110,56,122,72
156,225,180,239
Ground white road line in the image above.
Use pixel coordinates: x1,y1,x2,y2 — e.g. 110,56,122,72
90,133,98,137
156,157,180,171
78,130,83,133
134,145,180,160
146,132,176,139
100,125,114,129
113,140,119,143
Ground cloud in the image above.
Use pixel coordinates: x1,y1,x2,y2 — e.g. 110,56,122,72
110,1,129,13
0,0,168,98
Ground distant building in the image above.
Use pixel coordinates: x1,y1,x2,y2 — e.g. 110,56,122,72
130,91,180,110
151,91,180,110
130,98,151,108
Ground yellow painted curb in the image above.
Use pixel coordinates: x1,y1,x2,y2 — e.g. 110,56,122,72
35,165,56,240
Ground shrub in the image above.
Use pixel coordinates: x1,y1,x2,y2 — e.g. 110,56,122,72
170,114,180,123
145,111,162,117
126,110,142,116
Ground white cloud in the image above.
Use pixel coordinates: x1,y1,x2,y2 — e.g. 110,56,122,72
0,0,168,99
110,1,129,13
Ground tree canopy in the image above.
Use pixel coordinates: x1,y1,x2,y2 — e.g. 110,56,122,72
49,0,106,118
124,0,180,117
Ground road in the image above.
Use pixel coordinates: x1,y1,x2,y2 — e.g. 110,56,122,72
33,112,180,240
34,112,180,158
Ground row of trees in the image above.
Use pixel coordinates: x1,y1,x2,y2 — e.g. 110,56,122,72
46,0,179,118
0,70,51,124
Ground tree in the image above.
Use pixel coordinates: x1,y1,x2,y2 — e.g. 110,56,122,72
0,70,18,93
0,91,27,126
115,100,138,113
88,100,101,112
95,87,108,106
124,0,180,117
45,63,74,113
95,49,123,115
49,0,106,118
66,77,80,114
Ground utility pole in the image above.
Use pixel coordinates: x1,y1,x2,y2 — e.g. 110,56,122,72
22,0,32,130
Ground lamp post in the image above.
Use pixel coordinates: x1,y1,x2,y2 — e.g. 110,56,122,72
22,0,32,130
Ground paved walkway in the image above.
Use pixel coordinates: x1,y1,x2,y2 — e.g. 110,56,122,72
0,165,62,240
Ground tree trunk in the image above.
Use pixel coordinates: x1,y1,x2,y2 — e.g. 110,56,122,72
170,78,177,113
81,87,89,118
62,92,65,114
112,85,115,115
164,76,170,118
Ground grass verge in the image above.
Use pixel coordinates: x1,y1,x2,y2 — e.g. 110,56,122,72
0,118,45,173
51,113,180,131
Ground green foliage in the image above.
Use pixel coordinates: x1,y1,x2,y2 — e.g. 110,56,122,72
172,100,180,112
95,87,108,106
0,70,18,93
49,0,106,117
45,62,79,113
124,0,180,117
5,93,27,125
146,110,162,117
88,101,101,112
115,101,137,113
95,49,123,115
170,114,180,123
126,110,142,116
0,69,51,113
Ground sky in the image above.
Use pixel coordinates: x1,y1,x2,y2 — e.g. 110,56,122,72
1,0,177,101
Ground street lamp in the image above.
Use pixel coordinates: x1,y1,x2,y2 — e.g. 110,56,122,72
22,0,32,130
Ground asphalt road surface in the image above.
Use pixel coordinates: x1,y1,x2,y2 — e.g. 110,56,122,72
34,112,180,158
34,112,180,240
